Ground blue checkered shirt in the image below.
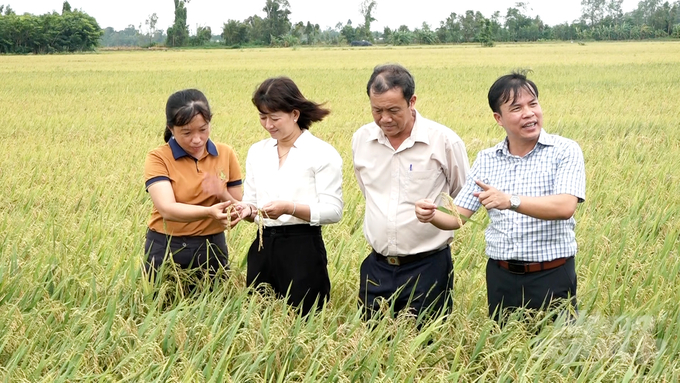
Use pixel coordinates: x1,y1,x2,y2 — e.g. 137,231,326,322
454,130,586,262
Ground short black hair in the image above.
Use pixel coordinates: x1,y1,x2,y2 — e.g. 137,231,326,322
366,63,415,103
164,89,212,143
488,69,539,114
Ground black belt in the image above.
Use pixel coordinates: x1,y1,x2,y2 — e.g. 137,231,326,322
374,246,448,266
495,257,570,274
262,224,321,237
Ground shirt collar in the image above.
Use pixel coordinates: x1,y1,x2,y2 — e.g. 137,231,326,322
292,129,312,148
496,128,552,157
410,111,429,144
169,137,218,160
268,129,311,149
366,110,429,145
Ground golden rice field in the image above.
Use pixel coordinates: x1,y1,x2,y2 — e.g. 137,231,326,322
1,41,679,381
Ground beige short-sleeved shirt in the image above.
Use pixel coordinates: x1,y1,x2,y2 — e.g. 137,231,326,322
352,111,469,256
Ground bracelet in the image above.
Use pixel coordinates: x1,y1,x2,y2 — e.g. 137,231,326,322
291,202,296,216
248,205,254,218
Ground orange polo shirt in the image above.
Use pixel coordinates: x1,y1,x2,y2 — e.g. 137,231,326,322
144,138,242,236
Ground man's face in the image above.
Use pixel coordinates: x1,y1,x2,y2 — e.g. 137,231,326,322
494,88,543,145
369,87,416,141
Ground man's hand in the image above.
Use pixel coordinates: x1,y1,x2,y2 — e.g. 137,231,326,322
415,199,437,223
473,179,511,211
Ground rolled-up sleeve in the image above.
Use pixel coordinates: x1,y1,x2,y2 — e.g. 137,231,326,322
309,151,343,225
242,144,258,207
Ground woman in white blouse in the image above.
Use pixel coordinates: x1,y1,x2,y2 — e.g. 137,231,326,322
238,77,343,315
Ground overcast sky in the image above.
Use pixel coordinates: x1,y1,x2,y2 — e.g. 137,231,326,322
15,0,639,33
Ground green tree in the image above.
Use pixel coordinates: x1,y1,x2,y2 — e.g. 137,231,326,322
459,10,484,42
505,4,535,40
291,21,304,40
245,15,266,44
144,13,158,46
436,12,462,43
391,28,413,45
167,0,189,47
222,19,248,46
0,7,102,53
581,0,606,26
383,26,392,41
62,1,72,13
262,0,291,45
478,19,495,46
604,0,625,26
650,1,679,34
358,0,377,42
0,4,14,16
304,21,314,44
340,20,356,43
414,22,438,44
629,0,661,25
190,25,211,45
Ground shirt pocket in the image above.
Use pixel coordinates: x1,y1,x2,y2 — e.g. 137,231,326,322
404,168,443,201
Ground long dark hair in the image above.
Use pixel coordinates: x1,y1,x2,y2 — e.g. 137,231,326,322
164,89,213,142
252,77,330,130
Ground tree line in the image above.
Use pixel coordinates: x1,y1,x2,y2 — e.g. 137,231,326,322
218,0,680,47
1,0,679,54
0,2,101,54
124,0,680,47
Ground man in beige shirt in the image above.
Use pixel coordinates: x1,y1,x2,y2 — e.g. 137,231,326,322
352,63,470,320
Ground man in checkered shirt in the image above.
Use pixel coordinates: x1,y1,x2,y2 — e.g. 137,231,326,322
415,70,586,323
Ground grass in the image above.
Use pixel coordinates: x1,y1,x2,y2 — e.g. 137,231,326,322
1,41,679,381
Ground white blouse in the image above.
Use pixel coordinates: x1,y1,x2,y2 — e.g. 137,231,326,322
243,130,343,226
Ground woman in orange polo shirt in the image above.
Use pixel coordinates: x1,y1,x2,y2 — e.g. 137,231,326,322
144,89,242,281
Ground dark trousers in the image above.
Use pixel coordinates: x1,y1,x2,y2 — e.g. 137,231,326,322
246,225,330,316
358,246,453,320
144,229,229,280
486,257,577,323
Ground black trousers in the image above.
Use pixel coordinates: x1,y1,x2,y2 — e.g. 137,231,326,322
358,246,453,319
144,229,229,279
246,225,330,316
486,257,577,322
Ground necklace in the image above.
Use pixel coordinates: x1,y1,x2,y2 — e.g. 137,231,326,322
278,149,291,159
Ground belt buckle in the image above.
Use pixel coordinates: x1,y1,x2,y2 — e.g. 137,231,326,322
506,261,526,274
385,256,400,266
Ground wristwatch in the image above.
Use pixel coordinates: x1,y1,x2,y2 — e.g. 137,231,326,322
509,195,521,210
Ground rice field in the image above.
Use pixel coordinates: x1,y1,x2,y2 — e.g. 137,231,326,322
1,41,679,381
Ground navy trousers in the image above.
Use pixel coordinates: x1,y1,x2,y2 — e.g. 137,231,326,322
144,229,229,281
359,246,453,320
486,257,577,323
